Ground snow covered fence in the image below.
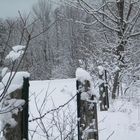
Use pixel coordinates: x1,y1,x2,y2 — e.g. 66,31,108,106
1,72,30,140
76,68,98,140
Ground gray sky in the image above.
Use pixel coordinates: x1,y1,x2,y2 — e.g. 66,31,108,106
0,0,38,19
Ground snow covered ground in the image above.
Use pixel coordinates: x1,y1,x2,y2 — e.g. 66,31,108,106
98,99,140,140
29,79,77,140
29,79,140,140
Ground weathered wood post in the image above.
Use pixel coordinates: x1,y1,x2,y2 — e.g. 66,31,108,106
77,80,81,140
3,75,29,140
76,68,98,140
98,66,109,111
22,77,29,140
105,70,109,109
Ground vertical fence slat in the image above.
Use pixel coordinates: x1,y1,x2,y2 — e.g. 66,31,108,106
77,80,81,140
3,77,29,140
99,69,109,111
77,79,98,140
22,77,29,140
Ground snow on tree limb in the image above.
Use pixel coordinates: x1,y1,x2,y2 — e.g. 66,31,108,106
5,45,26,61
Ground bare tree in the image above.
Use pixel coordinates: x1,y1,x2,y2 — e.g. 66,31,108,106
76,0,140,99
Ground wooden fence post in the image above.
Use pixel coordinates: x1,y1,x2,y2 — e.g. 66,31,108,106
3,77,29,140
105,70,109,109
77,79,98,140
22,77,29,140
99,69,109,111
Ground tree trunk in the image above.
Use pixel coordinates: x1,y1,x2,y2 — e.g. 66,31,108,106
112,0,125,99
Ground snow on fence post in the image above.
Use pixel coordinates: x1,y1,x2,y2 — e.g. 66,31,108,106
98,66,109,111
76,68,98,140
2,72,30,140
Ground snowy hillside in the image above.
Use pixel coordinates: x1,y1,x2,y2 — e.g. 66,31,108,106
29,79,140,140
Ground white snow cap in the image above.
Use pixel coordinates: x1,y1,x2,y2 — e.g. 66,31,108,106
98,65,104,75
12,45,25,52
76,68,92,82
6,45,26,61
2,71,30,86
1,72,30,95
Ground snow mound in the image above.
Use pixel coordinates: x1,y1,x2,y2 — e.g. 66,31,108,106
2,71,30,86
1,71,30,95
76,68,92,82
